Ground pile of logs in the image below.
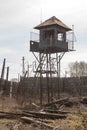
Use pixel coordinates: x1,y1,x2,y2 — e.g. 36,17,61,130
0,97,71,130
20,98,70,129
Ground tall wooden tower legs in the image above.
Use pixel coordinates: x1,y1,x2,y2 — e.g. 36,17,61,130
32,52,65,105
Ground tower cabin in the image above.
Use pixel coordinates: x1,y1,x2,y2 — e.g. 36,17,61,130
30,16,72,53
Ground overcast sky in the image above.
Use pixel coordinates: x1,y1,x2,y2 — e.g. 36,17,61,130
0,0,87,79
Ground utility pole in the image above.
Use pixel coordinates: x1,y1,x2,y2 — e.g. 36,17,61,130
3,66,9,95
1,58,6,80
10,80,13,98
6,67,9,81
0,58,6,93
22,56,25,76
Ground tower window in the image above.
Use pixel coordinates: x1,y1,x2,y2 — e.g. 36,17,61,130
58,33,63,41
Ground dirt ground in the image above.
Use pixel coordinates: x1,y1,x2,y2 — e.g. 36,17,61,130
0,96,87,130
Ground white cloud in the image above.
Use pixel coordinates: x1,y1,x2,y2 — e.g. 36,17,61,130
0,0,87,30
0,47,14,55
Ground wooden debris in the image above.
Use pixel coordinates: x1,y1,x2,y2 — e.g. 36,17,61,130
44,97,69,107
44,109,69,114
21,116,56,130
0,111,22,119
23,111,67,119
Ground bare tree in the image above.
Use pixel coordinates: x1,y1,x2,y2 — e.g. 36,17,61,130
69,61,87,77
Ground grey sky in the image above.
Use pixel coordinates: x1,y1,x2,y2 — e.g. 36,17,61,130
0,0,87,79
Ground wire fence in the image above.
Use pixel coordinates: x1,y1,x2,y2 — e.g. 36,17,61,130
30,32,40,42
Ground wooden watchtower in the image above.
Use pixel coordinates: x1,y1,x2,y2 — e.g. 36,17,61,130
30,16,72,53
30,16,74,105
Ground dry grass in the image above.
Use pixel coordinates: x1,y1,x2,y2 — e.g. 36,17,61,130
0,96,87,130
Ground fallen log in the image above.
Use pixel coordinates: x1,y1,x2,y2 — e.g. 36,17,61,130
23,112,37,118
44,97,69,107
21,116,56,130
21,117,35,124
44,109,69,114
23,111,67,119
0,111,22,119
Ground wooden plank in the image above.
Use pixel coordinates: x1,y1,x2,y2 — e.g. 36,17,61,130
21,116,56,130
44,109,69,114
44,97,69,107
23,111,67,119
0,111,22,119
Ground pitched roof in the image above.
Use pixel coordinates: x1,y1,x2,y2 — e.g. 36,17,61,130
34,16,71,31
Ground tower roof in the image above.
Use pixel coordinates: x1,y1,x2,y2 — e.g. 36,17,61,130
34,16,71,31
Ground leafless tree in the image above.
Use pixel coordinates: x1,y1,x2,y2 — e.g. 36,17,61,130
69,61,87,77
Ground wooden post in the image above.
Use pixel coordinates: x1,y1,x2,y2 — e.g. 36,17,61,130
10,80,13,98
22,56,25,76
39,53,43,105
46,53,50,103
49,53,53,100
4,66,9,94
6,67,9,81
1,58,6,79
56,53,60,98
